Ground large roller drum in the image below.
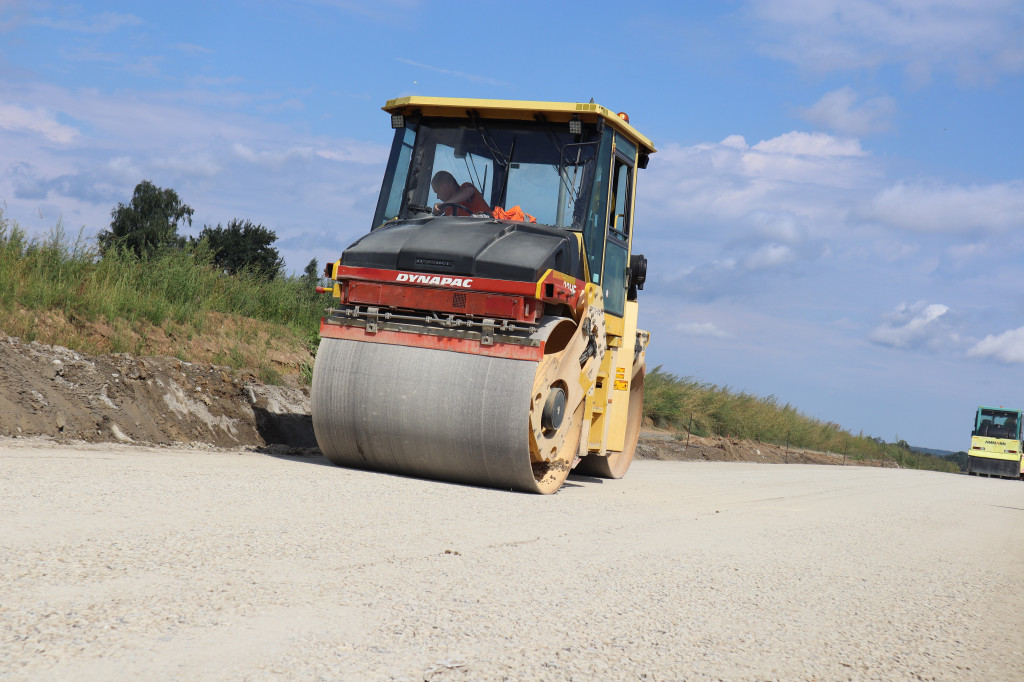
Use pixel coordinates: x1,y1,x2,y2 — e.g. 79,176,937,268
311,317,588,494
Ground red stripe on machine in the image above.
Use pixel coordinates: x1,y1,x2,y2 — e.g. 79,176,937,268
335,265,536,296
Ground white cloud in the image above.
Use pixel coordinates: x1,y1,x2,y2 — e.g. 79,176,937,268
741,132,868,186
800,86,897,135
232,143,313,165
33,10,142,34
637,129,871,300
642,130,874,237
866,180,1024,233
742,243,796,270
0,103,78,143
747,0,1024,84
967,327,1024,364
0,81,391,271
945,242,987,261
675,322,732,339
750,131,866,158
748,211,803,243
868,301,951,349
232,141,386,167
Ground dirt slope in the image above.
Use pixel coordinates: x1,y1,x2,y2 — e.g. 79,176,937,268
0,335,314,451
0,334,891,467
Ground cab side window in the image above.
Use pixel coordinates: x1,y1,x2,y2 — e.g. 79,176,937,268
608,157,632,238
603,141,634,317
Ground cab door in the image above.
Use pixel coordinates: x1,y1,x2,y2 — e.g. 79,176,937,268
602,134,636,318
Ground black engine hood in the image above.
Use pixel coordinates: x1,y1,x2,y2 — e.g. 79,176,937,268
341,217,583,283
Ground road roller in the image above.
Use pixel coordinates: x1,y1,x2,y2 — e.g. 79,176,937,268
312,96,654,493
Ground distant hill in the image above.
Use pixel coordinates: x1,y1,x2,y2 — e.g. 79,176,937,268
911,446,956,457
912,446,968,472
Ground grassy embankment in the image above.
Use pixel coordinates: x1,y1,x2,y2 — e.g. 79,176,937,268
2,211,958,472
645,367,960,473
0,212,323,383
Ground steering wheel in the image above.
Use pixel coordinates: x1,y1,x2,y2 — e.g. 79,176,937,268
434,202,476,217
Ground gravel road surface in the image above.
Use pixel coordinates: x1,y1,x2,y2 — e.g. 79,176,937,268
2,439,1022,681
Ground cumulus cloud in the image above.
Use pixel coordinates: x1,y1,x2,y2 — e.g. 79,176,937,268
868,301,952,349
865,180,1024,234
675,322,732,339
800,86,897,135
0,103,78,143
967,327,1024,364
746,0,1024,84
232,143,314,166
743,243,797,270
637,129,866,300
641,130,873,253
9,156,141,203
232,141,385,167
750,131,866,158
645,130,873,225
0,81,391,269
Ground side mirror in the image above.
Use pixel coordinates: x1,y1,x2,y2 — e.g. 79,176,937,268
627,253,647,300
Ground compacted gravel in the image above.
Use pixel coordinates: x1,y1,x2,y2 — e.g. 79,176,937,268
1,439,1022,681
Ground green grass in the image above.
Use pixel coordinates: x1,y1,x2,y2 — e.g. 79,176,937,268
645,366,960,473
0,210,324,351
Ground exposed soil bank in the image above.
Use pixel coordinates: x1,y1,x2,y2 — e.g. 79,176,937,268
0,335,314,451
0,334,892,467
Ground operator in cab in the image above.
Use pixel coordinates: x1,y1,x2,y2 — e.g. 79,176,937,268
431,171,490,216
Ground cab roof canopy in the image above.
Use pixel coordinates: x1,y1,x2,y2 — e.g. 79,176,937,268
383,96,656,156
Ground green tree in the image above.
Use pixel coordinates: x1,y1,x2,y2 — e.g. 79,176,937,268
301,258,320,287
195,219,284,279
99,180,194,257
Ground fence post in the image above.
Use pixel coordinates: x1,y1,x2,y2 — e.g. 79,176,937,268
685,414,692,452
785,433,790,463
843,442,848,466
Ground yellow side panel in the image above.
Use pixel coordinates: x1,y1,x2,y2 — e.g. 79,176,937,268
605,314,624,337
606,300,639,452
969,435,1021,462
587,347,614,455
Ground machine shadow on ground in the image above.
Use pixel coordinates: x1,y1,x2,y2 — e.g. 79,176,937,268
250,404,617,492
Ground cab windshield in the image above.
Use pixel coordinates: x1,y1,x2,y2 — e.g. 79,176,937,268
975,409,1021,439
373,117,601,230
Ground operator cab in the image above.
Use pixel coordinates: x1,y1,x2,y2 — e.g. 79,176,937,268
974,407,1021,439
369,97,656,318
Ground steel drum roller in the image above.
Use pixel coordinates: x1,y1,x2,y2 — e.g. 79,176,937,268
312,338,572,492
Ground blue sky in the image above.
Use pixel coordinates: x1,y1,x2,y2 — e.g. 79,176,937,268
2,0,1023,451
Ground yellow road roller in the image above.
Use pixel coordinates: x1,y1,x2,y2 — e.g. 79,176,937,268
312,97,654,493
